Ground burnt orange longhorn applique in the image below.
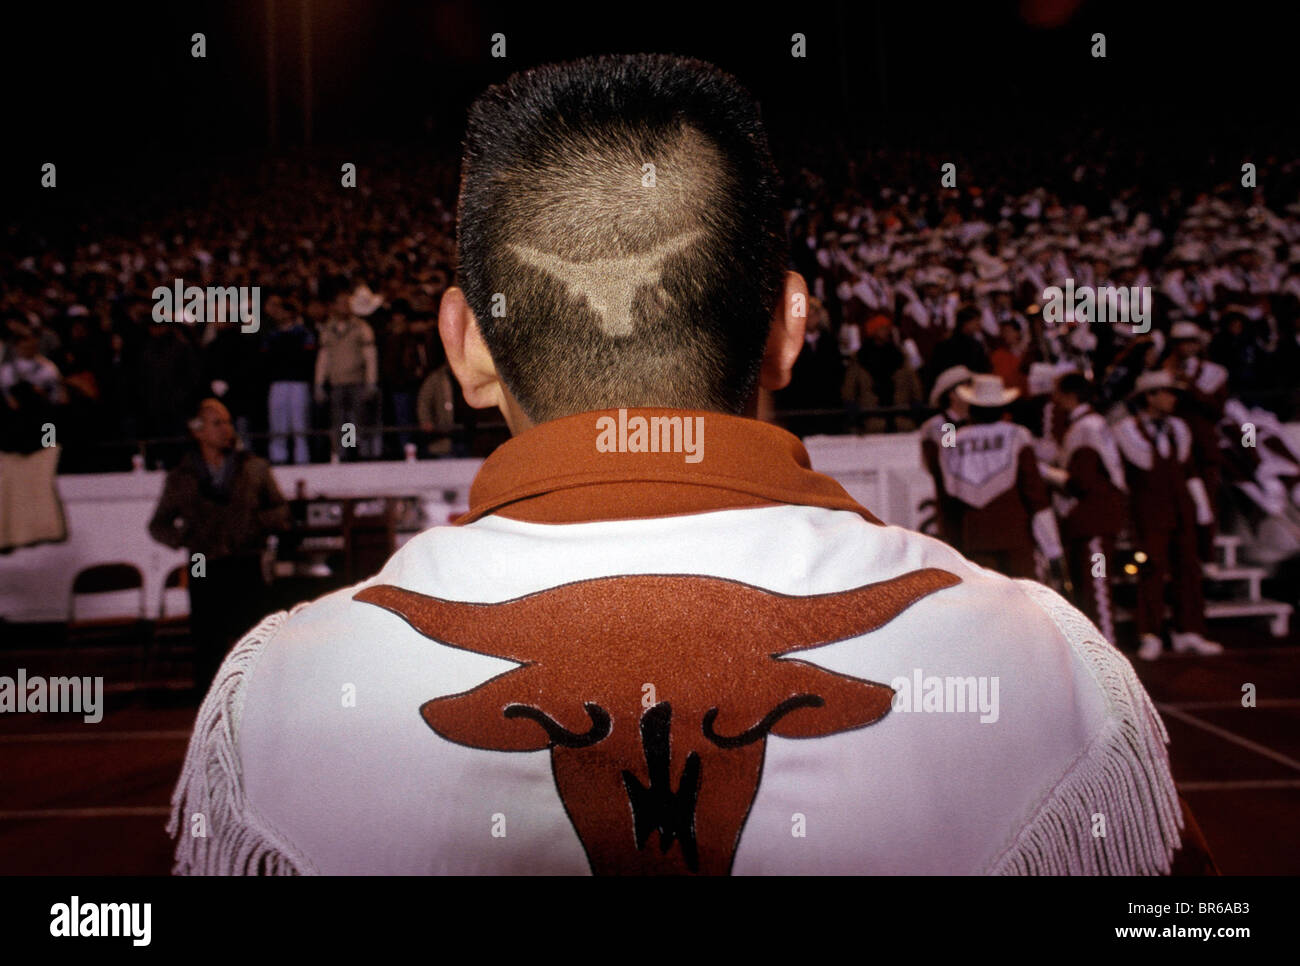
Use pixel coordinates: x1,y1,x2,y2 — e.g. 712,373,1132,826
354,567,960,875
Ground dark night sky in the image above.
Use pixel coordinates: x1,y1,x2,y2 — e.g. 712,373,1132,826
2,0,1295,194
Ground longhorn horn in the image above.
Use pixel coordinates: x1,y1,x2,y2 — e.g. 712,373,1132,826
355,583,544,663
702,694,825,748
754,567,961,656
504,702,612,748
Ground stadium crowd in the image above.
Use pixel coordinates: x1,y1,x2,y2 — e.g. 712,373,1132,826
2,142,1298,471
1,155,466,470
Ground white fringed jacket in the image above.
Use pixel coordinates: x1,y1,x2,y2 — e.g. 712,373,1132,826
170,407,1192,875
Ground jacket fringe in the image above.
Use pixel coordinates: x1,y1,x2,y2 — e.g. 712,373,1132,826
167,608,311,875
991,580,1184,875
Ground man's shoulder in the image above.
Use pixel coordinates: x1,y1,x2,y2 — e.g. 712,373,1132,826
898,533,1136,714
918,412,948,437
1114,414,1146,455
240,525,476,690
903,545,1181,872
164,450,202,480
1064,411,1114,451
235,449,273,475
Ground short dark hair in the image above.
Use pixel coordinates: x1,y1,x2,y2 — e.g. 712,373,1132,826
319,275,352,305
1056,372,1094,404
457,54,787,422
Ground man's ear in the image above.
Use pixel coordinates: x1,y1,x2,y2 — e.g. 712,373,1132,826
758,272,809,392
439,286,506,410
439,286,534,435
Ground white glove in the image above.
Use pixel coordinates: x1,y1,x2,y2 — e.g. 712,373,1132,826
1032,508,1064,561
902,338,923,373
210,379,229,397
1039,463,1070,488
1187,478,1214,527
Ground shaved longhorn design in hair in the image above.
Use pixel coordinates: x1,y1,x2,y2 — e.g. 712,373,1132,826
509,231,703,337
355,567,960,874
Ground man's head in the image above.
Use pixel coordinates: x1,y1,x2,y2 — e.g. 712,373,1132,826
189,398,236,453
865,313,892,345
1053,371,1093,412
957,305,982,337
8,324,39,359
1173,334,1203,361
1145,386,1179,416
322,276,353,323
442,54,802,430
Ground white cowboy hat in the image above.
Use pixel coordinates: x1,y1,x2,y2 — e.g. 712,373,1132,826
955,373,1020,408
1170,321,1208,343
1131,370,1182,397
349,284,384,317
929,365,974,409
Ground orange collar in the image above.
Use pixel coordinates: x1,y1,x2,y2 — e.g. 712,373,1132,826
457,407,883,526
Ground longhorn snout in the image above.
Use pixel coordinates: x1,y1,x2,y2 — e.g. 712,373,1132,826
701,694,826,748
504,702,612,748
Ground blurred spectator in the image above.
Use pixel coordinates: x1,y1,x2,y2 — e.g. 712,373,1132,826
416,339,456,457
1208,309,1266,392
847,314,923,432
774,298,844,436
926,305,991,391
147,398,290,695
315,283,379,461
0,326,67,552
204,317,263,448
379,301,430,454
138,322,201,468
264,295,315,465
990,319,1030,396
1,323,65,432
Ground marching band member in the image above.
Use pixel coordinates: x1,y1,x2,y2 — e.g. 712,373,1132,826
919,365,973,550
939,374,1063,579
1115,371,1223,660
1165,321,1229,560
1042,373,1129,645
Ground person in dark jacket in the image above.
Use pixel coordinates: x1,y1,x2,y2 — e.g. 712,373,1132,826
148,398,291,694
924,305,991,394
